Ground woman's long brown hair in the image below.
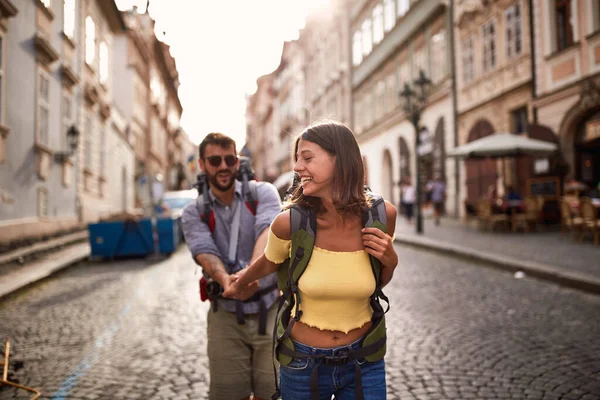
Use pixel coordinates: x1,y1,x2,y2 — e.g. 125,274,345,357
284,120,372,218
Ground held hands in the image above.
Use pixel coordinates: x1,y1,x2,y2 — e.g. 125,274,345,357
362,227,398,270
222,269,260,301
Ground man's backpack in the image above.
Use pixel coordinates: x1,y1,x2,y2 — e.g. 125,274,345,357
271,193,390,400
195,156,258,232
194,156,277,335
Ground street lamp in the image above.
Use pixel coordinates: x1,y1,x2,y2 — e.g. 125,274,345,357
54,125,80,162
399,69,432,234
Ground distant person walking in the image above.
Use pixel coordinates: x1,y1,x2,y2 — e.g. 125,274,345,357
428,176,446,226
401,177,416,225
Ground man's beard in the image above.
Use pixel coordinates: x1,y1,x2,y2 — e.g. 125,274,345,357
208,170,236,192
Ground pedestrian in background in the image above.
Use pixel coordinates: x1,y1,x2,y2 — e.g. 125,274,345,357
224,120,398,399
401,176,416,225
429,175,446,226
181,132,282,400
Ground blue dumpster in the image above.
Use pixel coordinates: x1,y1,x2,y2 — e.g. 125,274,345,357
88,217,179,259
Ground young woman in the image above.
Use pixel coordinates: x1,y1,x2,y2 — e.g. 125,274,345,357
223,120,398,399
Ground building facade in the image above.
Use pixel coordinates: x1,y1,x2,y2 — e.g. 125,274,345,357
0,0,186,247
245,73,275,180
269,40,306,178
77,0,132,222
454,0,534,209
301,0,352,126
532,0,600,189
0,0,133,245
352,0,458,215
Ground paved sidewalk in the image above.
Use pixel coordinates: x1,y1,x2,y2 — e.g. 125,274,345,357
0,242,90,299
394,216,600,294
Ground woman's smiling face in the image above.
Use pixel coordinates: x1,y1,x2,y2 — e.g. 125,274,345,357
293,139,336,198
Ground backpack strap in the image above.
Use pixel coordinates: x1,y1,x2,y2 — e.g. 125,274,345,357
196,174,215,232
361,193,389,365
242,178,258,215
271,205,316,399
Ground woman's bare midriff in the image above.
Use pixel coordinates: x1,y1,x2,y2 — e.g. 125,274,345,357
290,320,373,348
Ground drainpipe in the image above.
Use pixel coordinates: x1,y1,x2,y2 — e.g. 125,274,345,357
529,0,538,124
449,0,460,217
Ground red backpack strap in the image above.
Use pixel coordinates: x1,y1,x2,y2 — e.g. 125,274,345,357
243,180,258,216
196,195,216,233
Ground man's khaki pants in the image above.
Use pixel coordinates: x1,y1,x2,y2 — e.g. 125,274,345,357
207,302,278,400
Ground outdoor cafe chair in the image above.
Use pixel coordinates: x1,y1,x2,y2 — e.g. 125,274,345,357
579,197,600,246
511,196,539,233
559,198,583,239
477,199,509,231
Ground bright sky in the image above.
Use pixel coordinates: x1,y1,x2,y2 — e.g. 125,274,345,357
115,0,315,148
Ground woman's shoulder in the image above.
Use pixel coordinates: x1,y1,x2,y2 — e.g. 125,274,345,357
271,209,292,240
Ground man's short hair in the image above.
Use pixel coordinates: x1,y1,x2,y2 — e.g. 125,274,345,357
199,132,237,159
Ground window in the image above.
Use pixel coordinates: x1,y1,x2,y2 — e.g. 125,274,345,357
62,94,72,150
593,1,600,33
510,107,528,134
38,188,48,218
505,3,522,59
84,116,92,169
361,19,372,56
352,31,362,65
430,29,447,83
85,16,96,65
375,80,385,120
462,36,475,83
372,5,384,45
99,41,109,84
384,0,395,32
0,35,4,124
63,0,76,39
37,72,50,146
41,0,51,8
397,0,409,17
555,0,573,51
482,20,496,72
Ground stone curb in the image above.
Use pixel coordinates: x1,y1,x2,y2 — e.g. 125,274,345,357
394,234,600,296
0,242,90,299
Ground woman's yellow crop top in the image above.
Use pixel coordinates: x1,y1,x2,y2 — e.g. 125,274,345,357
265,228,375,334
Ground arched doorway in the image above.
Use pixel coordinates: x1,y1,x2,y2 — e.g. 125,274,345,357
398,137,411,183
465,120,496,201
515,124,559,196
575,108,600,187
382,149,394,204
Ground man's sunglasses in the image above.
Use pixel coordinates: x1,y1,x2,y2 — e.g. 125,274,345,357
205,155,238,167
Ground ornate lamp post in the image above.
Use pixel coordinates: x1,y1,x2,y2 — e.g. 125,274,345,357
399,69,432,234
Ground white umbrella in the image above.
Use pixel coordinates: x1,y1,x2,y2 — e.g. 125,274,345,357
447,133,557,159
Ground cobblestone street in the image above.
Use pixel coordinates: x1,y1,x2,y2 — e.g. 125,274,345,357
1,244,599,400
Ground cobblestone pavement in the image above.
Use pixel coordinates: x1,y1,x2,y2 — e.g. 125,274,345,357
395,216,600,280
0,244,599,399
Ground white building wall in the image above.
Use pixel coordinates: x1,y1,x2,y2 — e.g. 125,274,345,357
360,97,458,216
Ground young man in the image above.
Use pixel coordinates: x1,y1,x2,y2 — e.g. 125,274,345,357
181,133,281,400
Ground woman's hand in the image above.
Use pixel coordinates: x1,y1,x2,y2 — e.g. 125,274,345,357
222,273,260,300
362,227,398,270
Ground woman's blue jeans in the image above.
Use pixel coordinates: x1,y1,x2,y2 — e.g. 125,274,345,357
279,339,386,399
